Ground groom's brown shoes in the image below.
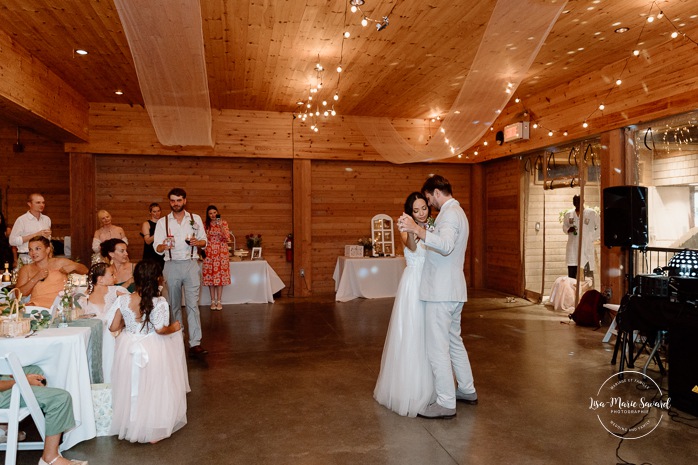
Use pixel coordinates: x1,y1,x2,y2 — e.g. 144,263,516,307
417,402,456,419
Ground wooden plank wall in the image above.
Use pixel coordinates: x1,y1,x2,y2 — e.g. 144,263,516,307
310,161,472,295
483,157,522,295
94,155,294,289
0,123,71,238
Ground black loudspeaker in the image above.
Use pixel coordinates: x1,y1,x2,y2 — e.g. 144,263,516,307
603,186,648,247
669,326,698,416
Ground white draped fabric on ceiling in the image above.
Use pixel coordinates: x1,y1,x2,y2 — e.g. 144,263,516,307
113,0,213,147
355,0,568,163
114,0,566,158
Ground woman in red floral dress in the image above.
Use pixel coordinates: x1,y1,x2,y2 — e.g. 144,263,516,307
202,205,232,310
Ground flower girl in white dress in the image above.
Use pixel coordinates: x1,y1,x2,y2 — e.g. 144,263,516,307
79,263,129,383
107,260,190,443
374,192,435,416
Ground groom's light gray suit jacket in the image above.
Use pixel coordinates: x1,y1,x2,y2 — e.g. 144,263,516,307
419,198,469,303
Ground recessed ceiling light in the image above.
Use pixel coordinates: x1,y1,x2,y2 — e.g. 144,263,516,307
612,22,621,27
115,90,123,95
614,27,630,33
75,49,88,55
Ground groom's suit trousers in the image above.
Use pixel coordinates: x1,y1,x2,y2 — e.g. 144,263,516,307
425,301,475,409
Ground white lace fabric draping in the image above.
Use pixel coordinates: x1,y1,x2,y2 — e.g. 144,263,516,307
113,0,213,147
355,0,567,164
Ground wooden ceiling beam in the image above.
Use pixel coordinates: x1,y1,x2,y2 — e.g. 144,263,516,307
0,28,89,142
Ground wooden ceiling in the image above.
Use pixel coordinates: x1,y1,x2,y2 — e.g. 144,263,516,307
0,0,696,122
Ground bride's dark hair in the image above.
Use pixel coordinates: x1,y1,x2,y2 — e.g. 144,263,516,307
404,192,431,220
133,260,162,331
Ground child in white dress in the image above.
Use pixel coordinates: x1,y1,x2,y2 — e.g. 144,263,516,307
107,260,190,443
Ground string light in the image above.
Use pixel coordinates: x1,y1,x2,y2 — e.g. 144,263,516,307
492,1,697,145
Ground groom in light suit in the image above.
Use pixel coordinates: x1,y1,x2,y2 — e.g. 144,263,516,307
398,175,477,419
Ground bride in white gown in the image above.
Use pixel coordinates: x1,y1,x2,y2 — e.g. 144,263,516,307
374,192,435,417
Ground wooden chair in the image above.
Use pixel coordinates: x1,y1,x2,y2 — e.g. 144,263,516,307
0,352,45,465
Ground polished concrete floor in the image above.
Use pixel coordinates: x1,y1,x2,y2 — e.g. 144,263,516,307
10,290,698,465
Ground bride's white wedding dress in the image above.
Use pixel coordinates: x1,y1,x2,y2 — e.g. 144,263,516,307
374,240,435,417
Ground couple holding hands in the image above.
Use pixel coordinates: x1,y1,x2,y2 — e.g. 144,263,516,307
374,175,477,419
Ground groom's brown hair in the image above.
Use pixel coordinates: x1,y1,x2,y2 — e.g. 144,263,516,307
422,175,452,196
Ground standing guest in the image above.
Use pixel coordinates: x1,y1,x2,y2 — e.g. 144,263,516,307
0,366,88,465
202,205,231,311
398,175,477,419
0,211,14,268
140,202,165,269
92,210,127,264
107,260,190,443
100,239,135,293
15,236,88,308
9,193,51,265
563,195,599,280
153,188,208,357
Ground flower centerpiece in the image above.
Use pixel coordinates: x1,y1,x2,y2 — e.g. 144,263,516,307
358,237,374,256
246,233,262,250
55,279,84,325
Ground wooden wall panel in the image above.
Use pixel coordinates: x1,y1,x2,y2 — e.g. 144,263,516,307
483,157,522,295
94,155,294,289
0,123,71,241
310,161,472,295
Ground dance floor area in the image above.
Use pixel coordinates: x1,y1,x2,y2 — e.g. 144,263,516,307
10,290,698,464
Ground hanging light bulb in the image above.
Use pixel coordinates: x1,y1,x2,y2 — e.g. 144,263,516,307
657,11,664,19
599,104,605,111
337,65,343,73
671,31,679,39
582,121,589,128
322,100,327,106
313,127,319,132
548,130,554,136
315,110,320,116
533,123,538,129
333,92,339,101
324,111,329,117
474,151,479,156
633,49,640,56
344,31,350,38
361,17,368,27
483,141,488,146
350,5,357,13
515,98,520,103
616,79,622,85
331,108,336,116
647,16,655,23
563,131,569,136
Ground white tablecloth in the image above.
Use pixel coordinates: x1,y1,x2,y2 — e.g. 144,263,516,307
333,256,406,302
199,260,285,304
0,327,96,450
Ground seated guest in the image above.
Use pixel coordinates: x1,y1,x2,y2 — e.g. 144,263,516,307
16,236,88,308
107,260,190,443
78,263,129,384
92,210,127,265
0,366,88,465
100,239,135,293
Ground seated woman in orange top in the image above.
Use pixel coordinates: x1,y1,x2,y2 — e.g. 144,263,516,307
15,236,88,308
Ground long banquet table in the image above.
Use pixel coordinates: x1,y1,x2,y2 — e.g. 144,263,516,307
199,260,285,304
333,256,406,302
0,327,96,450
